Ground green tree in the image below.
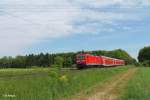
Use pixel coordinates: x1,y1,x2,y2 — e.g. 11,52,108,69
138,46,150,62
52,56,64,69
15,55,27,68
138,46,150,66
64,57,73,67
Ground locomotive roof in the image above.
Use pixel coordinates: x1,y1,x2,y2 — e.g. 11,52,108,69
77,53,124,61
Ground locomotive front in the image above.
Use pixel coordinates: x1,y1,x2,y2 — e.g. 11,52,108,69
76,54,87,69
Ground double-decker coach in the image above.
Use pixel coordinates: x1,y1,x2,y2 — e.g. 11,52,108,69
76,53,125,69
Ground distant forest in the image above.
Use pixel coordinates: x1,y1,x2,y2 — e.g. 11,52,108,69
0,49,136,68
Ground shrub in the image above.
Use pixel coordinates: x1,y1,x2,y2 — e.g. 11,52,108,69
141,60,150,67
134,62,141,67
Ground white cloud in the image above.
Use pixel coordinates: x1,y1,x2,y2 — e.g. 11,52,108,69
142,0,150,6
73,0,150,8
0,0,149,56
0,0,81,56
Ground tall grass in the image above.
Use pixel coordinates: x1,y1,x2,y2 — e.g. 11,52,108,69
0,66,130,100
119,67,150,100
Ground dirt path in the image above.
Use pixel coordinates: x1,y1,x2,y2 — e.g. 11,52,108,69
72,68,138,100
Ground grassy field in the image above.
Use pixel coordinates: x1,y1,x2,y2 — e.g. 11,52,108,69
0,66,130,100
119,67,150,100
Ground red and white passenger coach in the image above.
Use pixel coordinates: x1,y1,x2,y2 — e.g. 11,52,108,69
76,53,125,69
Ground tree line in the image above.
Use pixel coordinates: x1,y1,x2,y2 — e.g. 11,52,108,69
0,49,136,68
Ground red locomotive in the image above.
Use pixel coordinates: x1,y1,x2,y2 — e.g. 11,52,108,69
76,53,125,69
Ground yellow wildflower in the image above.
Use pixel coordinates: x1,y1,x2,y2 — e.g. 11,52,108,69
59,75,68,82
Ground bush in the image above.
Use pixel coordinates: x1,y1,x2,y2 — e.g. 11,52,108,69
141,60,150,67
134,62,141,67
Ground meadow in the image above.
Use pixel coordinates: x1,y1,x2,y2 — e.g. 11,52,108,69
119,67,150,100
0,66,130,100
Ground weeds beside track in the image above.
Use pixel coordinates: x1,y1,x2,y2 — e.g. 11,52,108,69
0,66,130,100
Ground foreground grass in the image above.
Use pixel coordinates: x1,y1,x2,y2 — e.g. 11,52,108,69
119,67,150,100
0,66,130,100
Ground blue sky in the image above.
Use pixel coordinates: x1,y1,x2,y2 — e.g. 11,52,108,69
0,0,150,59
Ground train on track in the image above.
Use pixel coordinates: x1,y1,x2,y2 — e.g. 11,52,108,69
76,53,125,69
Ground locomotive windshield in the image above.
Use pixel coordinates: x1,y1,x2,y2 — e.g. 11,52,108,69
78,55,85,59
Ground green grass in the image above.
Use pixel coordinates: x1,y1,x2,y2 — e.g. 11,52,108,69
119,67,150,100
0,66,130,100
0,68,50,76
